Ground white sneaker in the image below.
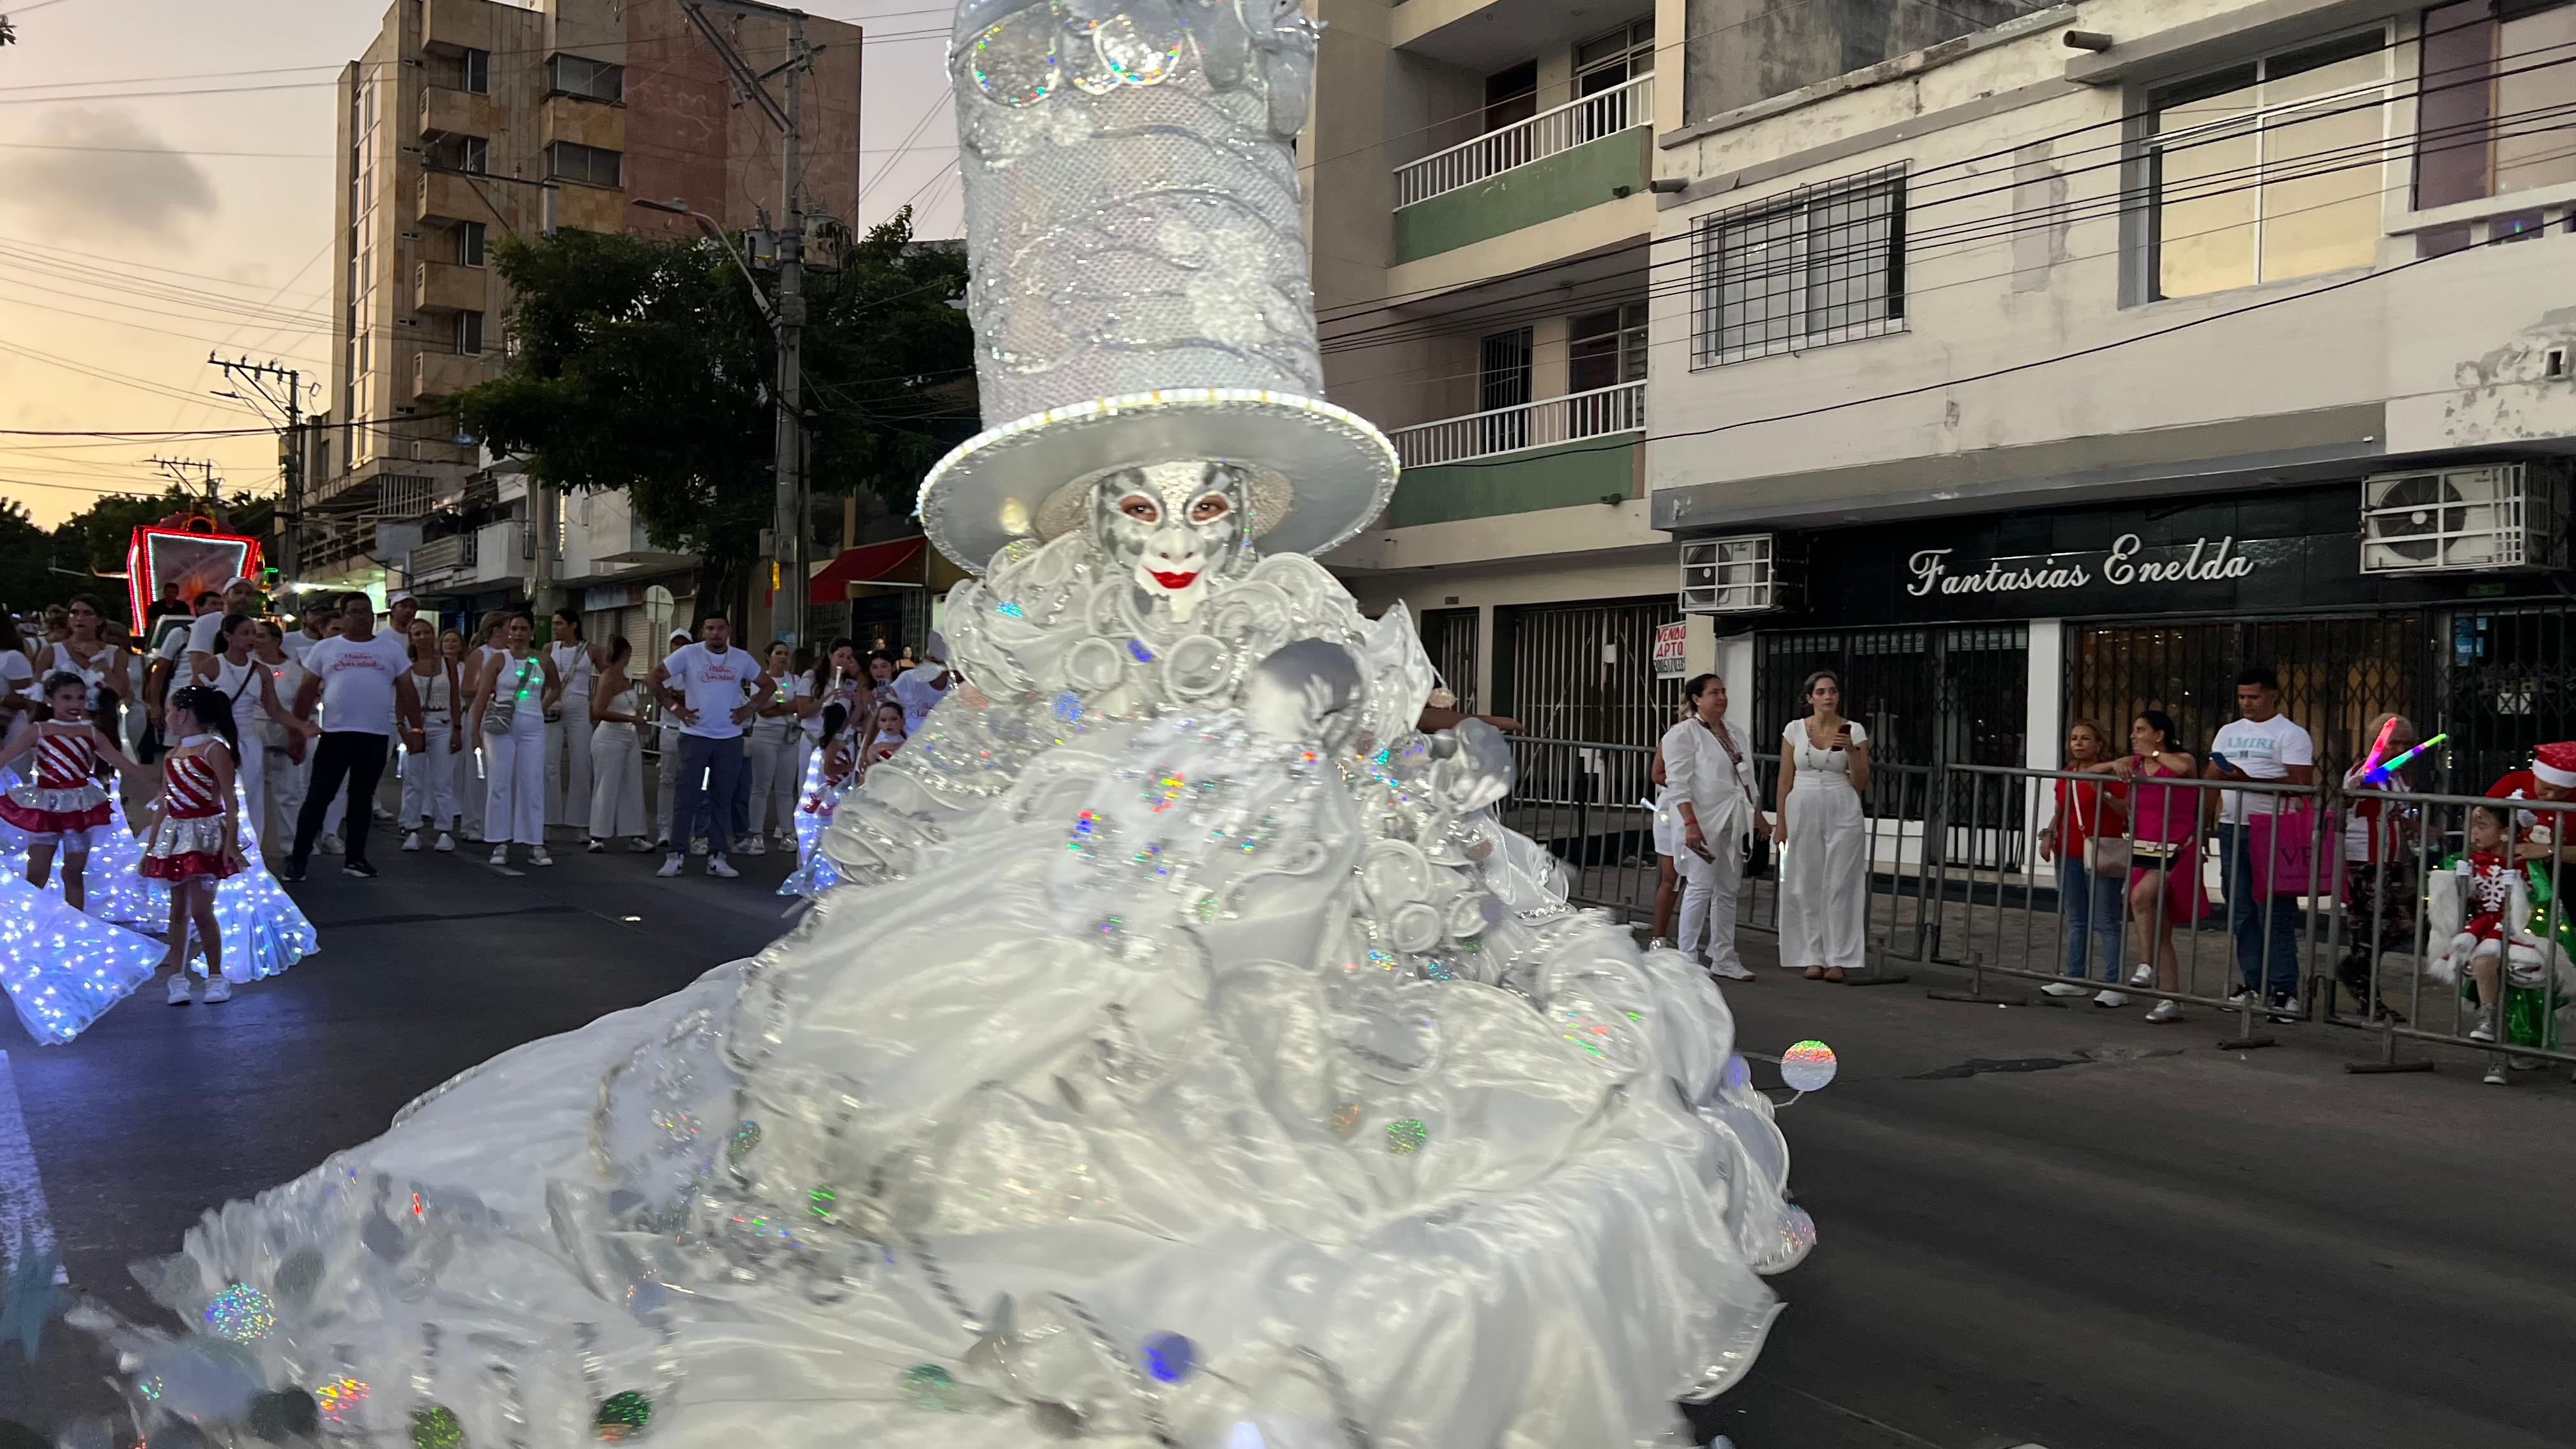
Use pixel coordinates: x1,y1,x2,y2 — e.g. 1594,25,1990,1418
530,849,553,867
434,832,456,852
2223,988,2253,1009
489,846,510,867
2129,963,2156,987
657,854,684,878
587,839,608,854
2092,989,2130,1008
201,976,233,1004
742,836,767,857
2483,1063,2511,1085
2041,982,2089,998
2143,999,2184,1023
707,855,739,879
628,837,657,853
402,830,423,852
1709,962,1756,981
2469,1008,2497,1043
689,838,710,856
165,974,194,1006
318,834,344,855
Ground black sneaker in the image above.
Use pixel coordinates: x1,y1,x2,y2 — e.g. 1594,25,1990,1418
342,859,379,879
280,861,307,883
2266,992,2302,1024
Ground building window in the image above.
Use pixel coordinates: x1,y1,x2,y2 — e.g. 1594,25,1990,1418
2148,28,2391,300
455,310,484,356
461,46,490,95
1693,167,1906,367
2417,0,2576,249
435,134,489,174
546,140,622,188
550,54,625,103
1568,303,1648,392
457,220,486,267
1575,19,1654,95
1484,61,1538,132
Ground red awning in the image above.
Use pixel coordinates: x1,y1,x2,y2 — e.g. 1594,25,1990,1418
808,536,927,604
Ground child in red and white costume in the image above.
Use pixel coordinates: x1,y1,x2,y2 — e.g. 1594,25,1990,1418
140,684,249,1005
0,670,148,914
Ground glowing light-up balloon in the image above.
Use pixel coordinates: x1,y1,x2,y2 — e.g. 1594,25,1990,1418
1781,1039,1837,1092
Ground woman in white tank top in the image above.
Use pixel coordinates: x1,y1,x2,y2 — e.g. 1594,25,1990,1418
545,608,597,830
190,612,302,848
399,618,464,850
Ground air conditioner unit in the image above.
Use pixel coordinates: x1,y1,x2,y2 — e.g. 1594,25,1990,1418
1680,533,1794,614
2360,463,2567,575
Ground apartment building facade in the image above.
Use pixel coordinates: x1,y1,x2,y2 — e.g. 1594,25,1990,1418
1645,0,2576,790
301,0,862,648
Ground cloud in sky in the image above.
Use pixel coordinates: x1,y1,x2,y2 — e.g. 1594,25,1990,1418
0,108,218,240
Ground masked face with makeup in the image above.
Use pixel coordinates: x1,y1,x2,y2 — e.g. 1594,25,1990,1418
1085,460,1254,624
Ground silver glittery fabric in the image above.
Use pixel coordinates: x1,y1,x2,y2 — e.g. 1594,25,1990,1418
953,0,1325,423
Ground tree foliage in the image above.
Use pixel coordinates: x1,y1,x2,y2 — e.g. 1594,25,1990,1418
456,208,976,618
1,488,275,620
0,499,51,617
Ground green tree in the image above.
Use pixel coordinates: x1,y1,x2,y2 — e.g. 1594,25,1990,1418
457,208,976,620
0,498,52,618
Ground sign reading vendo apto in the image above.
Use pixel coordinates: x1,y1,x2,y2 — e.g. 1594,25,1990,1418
1652,621,1688,678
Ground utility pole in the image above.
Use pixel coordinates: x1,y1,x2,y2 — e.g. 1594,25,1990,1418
677,0,816,647
212,355,305,579
146,456,223,504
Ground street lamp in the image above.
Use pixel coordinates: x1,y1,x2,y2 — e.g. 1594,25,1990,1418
632,195,806,645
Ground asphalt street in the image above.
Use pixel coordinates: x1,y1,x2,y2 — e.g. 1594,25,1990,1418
1,825,2570,1447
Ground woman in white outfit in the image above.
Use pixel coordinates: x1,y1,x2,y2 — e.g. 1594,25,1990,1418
249,623,307,843
190,613,300,847
586,634,652,852
470,610,561,868
1774,668,1873,981
654,625,693,849
398,618,463,851
459,611,507,844
742,640,813,855
544,608,596,828
1660,673,1767,981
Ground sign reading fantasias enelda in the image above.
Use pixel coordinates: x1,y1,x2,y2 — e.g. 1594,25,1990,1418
1906,533,2258,599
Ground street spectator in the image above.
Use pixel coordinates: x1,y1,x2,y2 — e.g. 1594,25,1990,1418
865,648,900,710
2038,719,2129,1006
282,597,332,664
284,592,424,882
0,613,34,750
399,617,464,852
249,622,309,844
471,609,562,868
42,597,134,755
1774,670,1871,981
2336,713,2422,1021
2448,804,2521,1053
859,699,907,772
894,634,949,733
545,608,596,831
744,640,813,855
386,590,420,640
1661,673,1764,982
654,625,693,849
652,612,769,878
0,670,146,913
2097,712,2200,1022
179,577,261,680
192,613,305,847
588,634,652,852
1646,694,1687,951
2206,666,2315,1020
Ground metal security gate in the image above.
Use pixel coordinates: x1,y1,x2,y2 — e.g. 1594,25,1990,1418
1494,597,1680,747
2063,615,2420,776
1754,625,2028,766
2439,606,2576,794
1418,607,1480,715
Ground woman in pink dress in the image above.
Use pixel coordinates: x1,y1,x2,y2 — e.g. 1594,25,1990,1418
2095,710,2202,1022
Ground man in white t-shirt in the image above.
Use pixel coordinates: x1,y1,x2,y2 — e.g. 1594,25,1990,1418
284,592,424,881
2205,666,2316,1016
282,597,333,664
893,631,952,735
650,611,770,878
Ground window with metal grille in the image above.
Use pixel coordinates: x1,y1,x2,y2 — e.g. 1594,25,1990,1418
1418,608,1481,715
546,140,622,188
1692,167,1906,367
1476,327,1533,454
2147,27,2390,298
1568,303,1648,392
550,54,625,103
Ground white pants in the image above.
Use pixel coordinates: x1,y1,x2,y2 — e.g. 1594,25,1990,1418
1780,781,1869,971
746,730,806,838
262,743,303,846
230,737,266,850
402,717,460,831
1677,841,1745,973
655,723,683,842
546,693,593,827
589,722,646,841
482,715,548,846
460,740,487,841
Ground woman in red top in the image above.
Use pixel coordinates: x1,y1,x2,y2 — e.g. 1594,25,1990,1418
2037,720,2129,1004
2095,710,2202,1022
0,670,148,913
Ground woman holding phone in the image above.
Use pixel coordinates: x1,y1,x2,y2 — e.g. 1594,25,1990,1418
1774,669,1871,981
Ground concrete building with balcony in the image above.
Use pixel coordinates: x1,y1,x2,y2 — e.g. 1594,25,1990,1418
1647,0,2576,791
303,0,864,622
1308,0,1676,742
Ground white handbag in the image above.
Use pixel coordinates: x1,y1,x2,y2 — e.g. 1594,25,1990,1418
2074,783,2129,875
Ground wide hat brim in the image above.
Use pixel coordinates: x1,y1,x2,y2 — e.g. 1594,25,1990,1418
916,388,1399,575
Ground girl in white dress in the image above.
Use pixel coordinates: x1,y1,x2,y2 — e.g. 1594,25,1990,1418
1774,668,1873,980
399,618,464,851
586,634,653,851
471,610,562,867
544,608,597,828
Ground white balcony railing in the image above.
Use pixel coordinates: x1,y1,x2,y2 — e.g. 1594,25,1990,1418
1389,381,1645,468
1395,73,1652,209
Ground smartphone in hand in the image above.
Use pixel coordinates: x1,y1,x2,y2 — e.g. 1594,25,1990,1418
1831,723,1852,751
2207,751,2231,774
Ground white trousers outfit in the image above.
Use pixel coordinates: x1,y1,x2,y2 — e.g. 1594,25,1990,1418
1661,716,1759,974
482,706,549,847
1778,717,1871,972
546,672,593,826
402,719,460,831
656,721,684,843
746,724,806,838
590,719,646,841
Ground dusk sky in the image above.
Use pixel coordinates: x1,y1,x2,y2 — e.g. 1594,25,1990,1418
0,0,963,530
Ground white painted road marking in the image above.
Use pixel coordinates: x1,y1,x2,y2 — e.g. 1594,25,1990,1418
0,1052,66,1283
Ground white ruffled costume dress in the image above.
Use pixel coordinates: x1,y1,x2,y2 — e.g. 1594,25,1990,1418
126,539,1806,1448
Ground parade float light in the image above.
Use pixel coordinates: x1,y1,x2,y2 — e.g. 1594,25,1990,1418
128,515,263,633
